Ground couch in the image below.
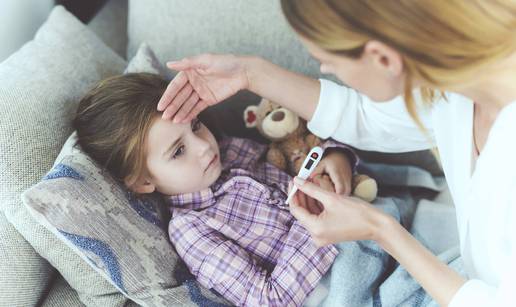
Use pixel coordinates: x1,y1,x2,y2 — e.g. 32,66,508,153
0,1,456,306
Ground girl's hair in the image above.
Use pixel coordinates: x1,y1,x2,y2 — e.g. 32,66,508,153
73,73,167,184
280,0,516,126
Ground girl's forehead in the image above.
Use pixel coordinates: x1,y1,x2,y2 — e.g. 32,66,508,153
147,118,188,155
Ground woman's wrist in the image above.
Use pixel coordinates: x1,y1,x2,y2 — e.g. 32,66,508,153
369,208,400,244
239,55,320,121
240,55,266,92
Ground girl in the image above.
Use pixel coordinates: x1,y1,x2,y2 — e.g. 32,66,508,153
73,72,361,306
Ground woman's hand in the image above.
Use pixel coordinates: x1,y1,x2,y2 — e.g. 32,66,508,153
290,174,334,216
288,177,390,247
157,53,251,122
311,150,354,196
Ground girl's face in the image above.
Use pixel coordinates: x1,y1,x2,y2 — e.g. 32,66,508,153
137,117,222,196
300,38,407,102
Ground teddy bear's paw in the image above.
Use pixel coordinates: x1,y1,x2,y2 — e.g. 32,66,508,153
352,175,378,203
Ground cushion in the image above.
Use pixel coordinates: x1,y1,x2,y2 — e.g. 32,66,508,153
39,273,84,307
23,42,230,307
0,5,131,306
0,211,53,306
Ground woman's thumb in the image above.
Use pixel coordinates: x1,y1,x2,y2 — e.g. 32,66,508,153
294,177,331,204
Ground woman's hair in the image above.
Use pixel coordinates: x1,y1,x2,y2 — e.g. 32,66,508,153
73,73,167,184
281,0,516,125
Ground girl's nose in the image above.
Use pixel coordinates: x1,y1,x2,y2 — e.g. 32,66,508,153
193,135,211,156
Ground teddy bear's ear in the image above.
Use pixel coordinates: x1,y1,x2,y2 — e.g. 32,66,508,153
243,105,259,128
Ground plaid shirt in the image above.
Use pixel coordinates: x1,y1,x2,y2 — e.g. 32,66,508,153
167,137,358,307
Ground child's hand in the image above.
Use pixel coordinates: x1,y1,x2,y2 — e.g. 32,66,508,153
311,150,353,195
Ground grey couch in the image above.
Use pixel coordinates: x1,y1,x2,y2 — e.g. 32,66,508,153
0,1,453,306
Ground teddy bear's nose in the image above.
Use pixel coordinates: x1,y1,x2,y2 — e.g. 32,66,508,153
271,111,285,122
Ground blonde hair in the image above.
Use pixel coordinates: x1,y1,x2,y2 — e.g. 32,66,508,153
281,0,516,127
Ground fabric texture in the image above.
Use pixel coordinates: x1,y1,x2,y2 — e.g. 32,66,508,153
0,5,129,307
39,273,85,307
167,137,357,306
0,211,53,307
22,42,231,307
127,0,320,78
87,0,128,59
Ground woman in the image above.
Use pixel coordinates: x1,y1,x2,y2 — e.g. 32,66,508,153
156,1,516,306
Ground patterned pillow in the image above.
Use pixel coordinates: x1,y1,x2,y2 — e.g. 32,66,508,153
22,43,230,307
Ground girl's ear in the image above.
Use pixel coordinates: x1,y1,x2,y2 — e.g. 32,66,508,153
124,175,156,194
364,40,404,76
244,105,259,128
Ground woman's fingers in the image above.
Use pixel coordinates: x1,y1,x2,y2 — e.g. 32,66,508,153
300,188,320,214
306,192,322,214
158,71,188,113
174,91,199,123
185,69,217,104
183,100,209,123
289,190,318,229
296,186,308,211
163,83,193,120
293,177,333,205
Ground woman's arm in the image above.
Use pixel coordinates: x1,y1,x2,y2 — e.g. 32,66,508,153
377,216,466,306
161,54,435,152
245,57,436,153
244,56,321,121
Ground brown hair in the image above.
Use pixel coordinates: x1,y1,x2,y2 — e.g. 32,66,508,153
281,0,516,128
73,73,167,184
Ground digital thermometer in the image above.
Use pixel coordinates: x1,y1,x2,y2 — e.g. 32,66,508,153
285,146,324,204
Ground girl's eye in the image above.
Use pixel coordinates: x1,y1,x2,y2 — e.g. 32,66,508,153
191,118,202,132
172,145,185,159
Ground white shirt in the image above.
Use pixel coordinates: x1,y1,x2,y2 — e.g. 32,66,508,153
308,79,516,307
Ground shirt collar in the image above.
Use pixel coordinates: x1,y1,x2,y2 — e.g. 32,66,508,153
167,187,216,210
166,170,228,211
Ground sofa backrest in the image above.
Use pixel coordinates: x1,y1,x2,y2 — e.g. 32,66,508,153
128,0,323,78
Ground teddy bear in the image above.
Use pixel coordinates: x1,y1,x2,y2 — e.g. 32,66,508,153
243,98,378,202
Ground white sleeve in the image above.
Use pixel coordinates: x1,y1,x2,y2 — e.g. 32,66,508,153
449,280,497,307
307,79,436,153
449,261,516,307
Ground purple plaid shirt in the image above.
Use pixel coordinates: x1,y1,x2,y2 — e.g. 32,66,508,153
167,137,358,307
